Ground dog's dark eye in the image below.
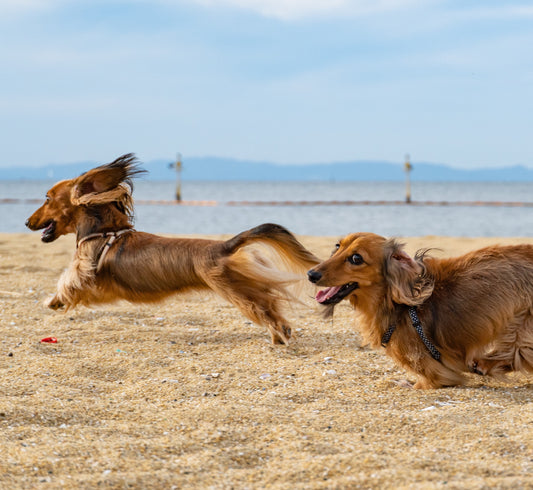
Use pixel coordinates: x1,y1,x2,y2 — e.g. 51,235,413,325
348,253,364,265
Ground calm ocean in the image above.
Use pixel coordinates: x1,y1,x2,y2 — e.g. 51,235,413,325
1,180,532,237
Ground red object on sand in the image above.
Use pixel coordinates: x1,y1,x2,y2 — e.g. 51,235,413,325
40,337,58,343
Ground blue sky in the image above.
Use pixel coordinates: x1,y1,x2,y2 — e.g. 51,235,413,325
1,0,532,169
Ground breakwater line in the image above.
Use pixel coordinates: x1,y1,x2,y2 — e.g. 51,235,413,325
3,198,533,207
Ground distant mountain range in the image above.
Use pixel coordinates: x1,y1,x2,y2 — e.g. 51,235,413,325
1,157,532,182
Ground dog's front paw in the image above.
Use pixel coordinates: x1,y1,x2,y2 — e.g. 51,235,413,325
470,360,486,375
45,295,65,310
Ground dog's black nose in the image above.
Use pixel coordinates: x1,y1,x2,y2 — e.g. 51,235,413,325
25,219,30,228
307,269,322,284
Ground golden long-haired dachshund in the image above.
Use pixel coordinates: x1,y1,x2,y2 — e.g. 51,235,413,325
308,232,533,388
26,154,319,345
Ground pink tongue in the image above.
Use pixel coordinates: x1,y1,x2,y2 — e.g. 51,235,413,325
42,223,53,236
316,286,342,304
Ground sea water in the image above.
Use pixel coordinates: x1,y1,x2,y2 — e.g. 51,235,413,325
1,180,532,237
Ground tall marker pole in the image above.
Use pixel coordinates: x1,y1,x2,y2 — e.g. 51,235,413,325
404,154,412,204
174,153,182,202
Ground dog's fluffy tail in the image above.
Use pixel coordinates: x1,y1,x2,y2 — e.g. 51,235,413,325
224,223,320,273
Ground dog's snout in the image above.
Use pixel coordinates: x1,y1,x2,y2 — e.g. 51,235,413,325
307,269,322,284
25,217,36,230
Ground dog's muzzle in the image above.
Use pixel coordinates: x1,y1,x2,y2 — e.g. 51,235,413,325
308,269,359,305
26,219,57,242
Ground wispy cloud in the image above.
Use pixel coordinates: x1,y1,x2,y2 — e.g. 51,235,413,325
4,0,533,21
460,5,533,19
193,1,533,21
0,0,64,15
186,0,426,20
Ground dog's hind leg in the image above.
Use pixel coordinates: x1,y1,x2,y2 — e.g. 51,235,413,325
245,302,292,345
204,266,293,345
220,289,292,345
262,305,292,345
475,345,533,377
472,311,533,377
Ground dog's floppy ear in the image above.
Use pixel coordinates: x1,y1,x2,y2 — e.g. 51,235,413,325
71,153,145,205
384,239,434,305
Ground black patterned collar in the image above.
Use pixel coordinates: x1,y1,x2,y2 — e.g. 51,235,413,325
381,306,441,362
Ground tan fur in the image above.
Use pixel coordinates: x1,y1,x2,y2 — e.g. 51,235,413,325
308,232,533,388
71,184,132,208
26,154,320,345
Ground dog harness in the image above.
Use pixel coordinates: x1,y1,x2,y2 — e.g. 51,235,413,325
381,306,442,362
77,229,134,273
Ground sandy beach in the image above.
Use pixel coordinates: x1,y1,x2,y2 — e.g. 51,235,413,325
1,232,532,489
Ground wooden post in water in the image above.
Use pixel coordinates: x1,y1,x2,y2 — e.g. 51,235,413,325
172,153,183,202
404,154,412,204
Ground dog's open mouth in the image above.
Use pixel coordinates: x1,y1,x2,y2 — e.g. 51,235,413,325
41,221,56,242
316,282,358,305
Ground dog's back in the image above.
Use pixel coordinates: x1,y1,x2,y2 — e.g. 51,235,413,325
422,244,533,371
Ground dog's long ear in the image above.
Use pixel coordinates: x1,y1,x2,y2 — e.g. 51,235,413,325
71,153,146,204
384,239,434,305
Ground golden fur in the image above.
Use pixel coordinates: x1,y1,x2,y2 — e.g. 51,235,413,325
26,154,320,345
308,232,533,388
